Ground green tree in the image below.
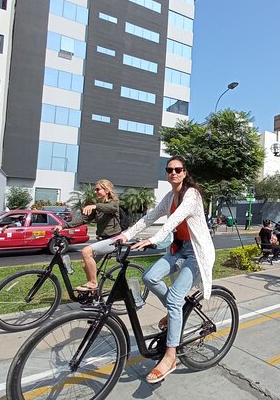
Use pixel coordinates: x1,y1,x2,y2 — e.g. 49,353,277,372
160,109,265,206
68,184,96,211
254,172,280,205
120,187,156,222
6,187,32,210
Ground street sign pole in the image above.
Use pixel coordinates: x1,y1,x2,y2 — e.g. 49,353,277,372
248,196,252,229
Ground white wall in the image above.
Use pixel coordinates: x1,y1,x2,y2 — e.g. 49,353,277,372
259,131,280,180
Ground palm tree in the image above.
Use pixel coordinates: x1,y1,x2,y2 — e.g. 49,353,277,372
120,187,156,222
68,183,96,211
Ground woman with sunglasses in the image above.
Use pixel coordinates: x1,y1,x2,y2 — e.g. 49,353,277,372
55,179,121,292
115,156,215,384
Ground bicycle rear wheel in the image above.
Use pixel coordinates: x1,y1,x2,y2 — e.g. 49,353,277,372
7,311,127,400
0,269,61,332
99,263,149,314
178,287,239,371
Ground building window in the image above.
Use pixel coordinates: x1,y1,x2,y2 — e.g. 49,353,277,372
44,67,84,92
0,0,7,9
123,54,157,73
165,68,190,87
99,12,117,24
119,119,154,135
163,97,189,116
41,104,81,127
159,156,169,180
127,0,161,13
121,86,156,104
92,114,111,123
166,39,192,59
47,31,86,59
168,11,193,32
96,45,115,57
94,80,113,90
0,35,4,53
37,141,79,172
49,0,89,25
125,22,160,43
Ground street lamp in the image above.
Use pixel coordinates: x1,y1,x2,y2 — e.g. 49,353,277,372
214,82,239,113
271,142,280,157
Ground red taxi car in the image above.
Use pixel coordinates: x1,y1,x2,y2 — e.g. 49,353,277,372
0,210,89,254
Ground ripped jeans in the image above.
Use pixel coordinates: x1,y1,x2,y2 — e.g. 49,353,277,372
142,241,200,347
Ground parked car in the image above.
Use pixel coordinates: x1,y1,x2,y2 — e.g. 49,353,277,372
0,210,89,254
41,206,73,222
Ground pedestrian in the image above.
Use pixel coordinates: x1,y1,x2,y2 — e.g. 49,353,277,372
259,219,280,261
115,155,215,384
55,179,121,291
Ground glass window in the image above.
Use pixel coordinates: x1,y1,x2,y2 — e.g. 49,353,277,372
99,12,117,24
58,71,72,90
125,22,159,43
94,80,113,89
41,104,55,123
61,35,75,53
49,0,63,16
37,141,52,169
121,86,156,104
92,114,111,123
74,39,86,58
53,142,66,157
168,11,193,31
118,119,154,135
63,0,76,20
66,144,78,172
167,39,192,59
165,68,190,87
96,46,115,57
163,97,189,116
127,0,161,13
123,54,158,73
52,157,66,171
71,74,84,92
76,5,88,24
44,68,58,87
69,109,81,127
47,31,60,51
0,0,7,10
55,106,69,125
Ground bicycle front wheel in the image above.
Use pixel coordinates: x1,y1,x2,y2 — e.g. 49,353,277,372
99,263,149,315
7,311,127,400
178,287,239,371
0,269,61,332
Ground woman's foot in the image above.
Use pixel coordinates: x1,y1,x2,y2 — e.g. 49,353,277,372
146,357,176,384
158,315,168,330
75,282,98,292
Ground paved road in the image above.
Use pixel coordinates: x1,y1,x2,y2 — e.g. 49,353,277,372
0,232,257,268
0,265,280,399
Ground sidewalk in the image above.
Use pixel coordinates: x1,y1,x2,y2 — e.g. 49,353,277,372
87,223,262,240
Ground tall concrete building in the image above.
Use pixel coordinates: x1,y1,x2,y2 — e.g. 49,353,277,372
1,0,194,206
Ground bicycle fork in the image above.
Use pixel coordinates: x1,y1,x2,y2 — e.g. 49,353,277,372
68,310,109,372
24,271,52,303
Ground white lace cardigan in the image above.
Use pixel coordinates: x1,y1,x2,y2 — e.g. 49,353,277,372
123,187,215,299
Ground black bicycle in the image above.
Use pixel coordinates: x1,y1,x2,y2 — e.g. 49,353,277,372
0,232,148,332
6,241,239,400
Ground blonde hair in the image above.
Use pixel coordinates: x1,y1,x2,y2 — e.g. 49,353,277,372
95,179,119,202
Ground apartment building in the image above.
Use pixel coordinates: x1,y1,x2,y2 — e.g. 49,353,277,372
0,0,15,208
1,0,195,205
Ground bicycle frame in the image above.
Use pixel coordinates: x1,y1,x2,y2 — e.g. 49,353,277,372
69,243,226,370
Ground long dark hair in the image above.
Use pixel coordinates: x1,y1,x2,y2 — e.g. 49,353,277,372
166,156,201,205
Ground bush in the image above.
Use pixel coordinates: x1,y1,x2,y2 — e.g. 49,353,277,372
6,187,32,210
226,244,260,272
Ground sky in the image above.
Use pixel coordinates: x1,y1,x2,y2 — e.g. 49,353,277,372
189,0,280,133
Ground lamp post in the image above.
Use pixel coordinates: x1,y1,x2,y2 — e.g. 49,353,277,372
271,142,280,157
214,82,239,113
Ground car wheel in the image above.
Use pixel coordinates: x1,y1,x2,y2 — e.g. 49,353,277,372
48,237,69,255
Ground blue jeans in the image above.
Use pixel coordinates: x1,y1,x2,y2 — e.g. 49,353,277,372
142,241,200,347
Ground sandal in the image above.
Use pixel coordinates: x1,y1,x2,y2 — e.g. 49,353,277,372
146,360,176,384
158,315,168,330
75,284,98,292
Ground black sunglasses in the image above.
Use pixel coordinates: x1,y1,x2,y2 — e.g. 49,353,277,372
165,167,185,174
